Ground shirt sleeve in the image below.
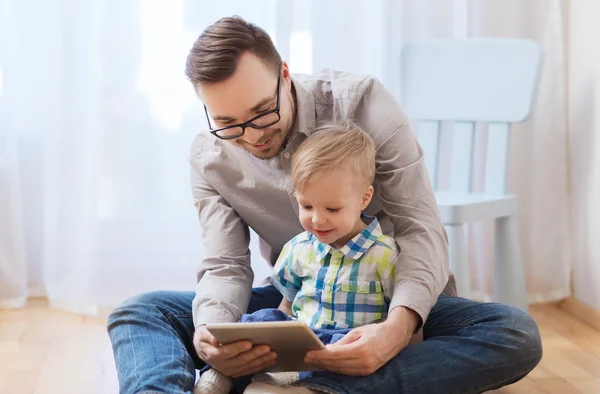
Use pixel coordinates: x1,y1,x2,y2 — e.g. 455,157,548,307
356,77,450,327
189,141,254,328
270,240,302,303
377,243,398,305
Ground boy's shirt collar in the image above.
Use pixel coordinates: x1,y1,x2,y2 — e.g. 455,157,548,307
310,215,382,262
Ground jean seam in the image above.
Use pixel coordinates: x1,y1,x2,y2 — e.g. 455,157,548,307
404,351,542,394
456,351,543,394
295,382,342,394
297,349,541,394
159,311,196,390
424,324,468,330
180,330,196,390
128,322,142,394
136,391,179,394
158,308,193,319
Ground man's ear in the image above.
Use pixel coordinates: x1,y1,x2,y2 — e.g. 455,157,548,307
361,185,375,210
281,61,290,78
281,61,292,92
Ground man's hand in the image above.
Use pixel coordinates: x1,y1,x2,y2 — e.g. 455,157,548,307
304,307,420,376
194,326,277,377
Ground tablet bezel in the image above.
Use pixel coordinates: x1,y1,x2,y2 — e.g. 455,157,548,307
205,321,325,372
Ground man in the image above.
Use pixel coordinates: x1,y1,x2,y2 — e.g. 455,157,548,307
107,16,542,394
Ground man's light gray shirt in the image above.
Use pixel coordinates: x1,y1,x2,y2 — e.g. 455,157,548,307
189,70,451,328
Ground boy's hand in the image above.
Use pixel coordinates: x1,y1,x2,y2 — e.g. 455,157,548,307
303,306,419,376
194,326,277,377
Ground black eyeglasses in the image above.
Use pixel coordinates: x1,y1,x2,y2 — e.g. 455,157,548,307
204,74,281,140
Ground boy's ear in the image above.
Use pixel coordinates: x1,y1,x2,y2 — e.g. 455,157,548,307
361,185,375,210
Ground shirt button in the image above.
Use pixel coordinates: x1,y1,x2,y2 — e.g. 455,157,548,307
359,285,367,291
325,285,331,292
332,258,338,264
283,151,291,159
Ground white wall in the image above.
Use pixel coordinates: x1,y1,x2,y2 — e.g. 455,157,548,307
568,0,600,310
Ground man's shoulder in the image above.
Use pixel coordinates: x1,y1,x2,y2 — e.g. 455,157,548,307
189,131,229,168
294,69,405,144
293,69,381,104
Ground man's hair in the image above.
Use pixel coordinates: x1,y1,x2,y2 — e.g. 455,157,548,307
185,16,282,85
292,122,376,191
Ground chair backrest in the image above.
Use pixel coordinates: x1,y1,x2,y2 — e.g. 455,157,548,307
400,38,542,195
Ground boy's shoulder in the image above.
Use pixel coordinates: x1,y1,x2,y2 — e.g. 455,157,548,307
285,231,317,251
289,230,313,244
366,233,400,261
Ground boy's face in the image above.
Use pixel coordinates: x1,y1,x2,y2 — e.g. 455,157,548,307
295,168,374,249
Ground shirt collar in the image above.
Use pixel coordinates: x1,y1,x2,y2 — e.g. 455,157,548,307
290,76,316,137
311,215,383,261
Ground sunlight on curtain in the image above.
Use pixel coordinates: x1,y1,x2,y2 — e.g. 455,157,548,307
0,0,571,314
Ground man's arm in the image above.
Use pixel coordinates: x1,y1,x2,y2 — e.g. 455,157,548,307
362,77,449,327
305,78,448,375
189,142,278,377
189,144,253,327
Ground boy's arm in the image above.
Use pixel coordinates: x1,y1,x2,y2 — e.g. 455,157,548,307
270,240,303,303
278,299,294,316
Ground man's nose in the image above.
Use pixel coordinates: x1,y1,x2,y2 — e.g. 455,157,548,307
241,128,266,145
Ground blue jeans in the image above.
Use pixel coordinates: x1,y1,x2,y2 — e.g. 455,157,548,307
107,286,542,394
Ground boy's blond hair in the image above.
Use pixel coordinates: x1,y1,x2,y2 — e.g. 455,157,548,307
292,122,376,191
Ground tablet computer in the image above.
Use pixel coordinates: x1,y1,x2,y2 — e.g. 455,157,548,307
205,321,325,372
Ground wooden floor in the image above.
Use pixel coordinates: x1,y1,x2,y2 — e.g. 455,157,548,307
0,299,599,394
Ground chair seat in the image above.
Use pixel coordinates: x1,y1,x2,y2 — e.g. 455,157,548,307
435,191,517,224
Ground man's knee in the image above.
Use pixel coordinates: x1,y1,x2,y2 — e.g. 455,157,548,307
495,304,543,369
106,290,176,333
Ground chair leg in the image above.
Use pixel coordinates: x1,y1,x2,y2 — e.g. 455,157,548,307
446,224,471,299
493,215,528,311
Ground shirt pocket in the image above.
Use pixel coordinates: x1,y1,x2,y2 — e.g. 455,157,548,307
334,280,387,326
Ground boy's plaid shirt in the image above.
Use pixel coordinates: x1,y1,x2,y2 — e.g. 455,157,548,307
271,216,399,329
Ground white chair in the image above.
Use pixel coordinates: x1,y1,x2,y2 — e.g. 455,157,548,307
400,39,543,310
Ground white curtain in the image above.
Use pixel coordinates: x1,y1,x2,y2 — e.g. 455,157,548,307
0,0,570,315
568,0,600,310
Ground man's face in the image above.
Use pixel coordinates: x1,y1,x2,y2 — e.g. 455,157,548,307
196,52,295,159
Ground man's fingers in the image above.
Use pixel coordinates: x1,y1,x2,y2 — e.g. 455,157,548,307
198,342,220,361
328,330,361,347
227,344,271,367
306,356,373,376
232,351,277,377
218,340,254,360
304,340,378,376
306,341,362,362
195,326,216,342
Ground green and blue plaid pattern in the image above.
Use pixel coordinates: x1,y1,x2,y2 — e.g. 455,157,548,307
271,216,398,329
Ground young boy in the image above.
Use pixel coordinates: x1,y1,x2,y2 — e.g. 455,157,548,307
195,122,399,394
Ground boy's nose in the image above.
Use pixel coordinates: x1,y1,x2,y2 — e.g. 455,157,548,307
312,214,326,225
